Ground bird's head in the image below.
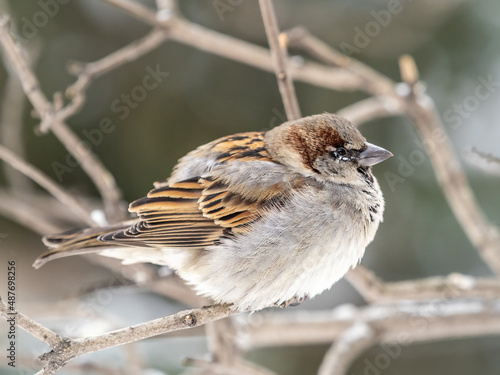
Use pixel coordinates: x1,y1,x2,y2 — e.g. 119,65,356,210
264,113,392,185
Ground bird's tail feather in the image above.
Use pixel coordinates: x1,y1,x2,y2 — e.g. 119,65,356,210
35,224,130,269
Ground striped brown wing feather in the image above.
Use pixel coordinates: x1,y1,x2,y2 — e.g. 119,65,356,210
198,132,284,231
104,133,284,245
210,132,272,163
103,178,223,248
198,178,262,231
36,132,291,268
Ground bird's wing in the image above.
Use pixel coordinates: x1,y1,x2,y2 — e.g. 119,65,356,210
99,132,293,247
102,177,223,248
156,131,274,186
36,132,295,268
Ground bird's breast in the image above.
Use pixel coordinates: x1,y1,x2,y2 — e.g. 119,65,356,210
174,183,384,311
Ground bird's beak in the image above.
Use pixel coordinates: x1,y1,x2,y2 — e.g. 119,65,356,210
356,142,393,167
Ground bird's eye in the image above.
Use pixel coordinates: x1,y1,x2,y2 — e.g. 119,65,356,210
330,147,347,159
337,147,347,156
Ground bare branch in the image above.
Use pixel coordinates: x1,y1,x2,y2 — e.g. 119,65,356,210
0,16,126,222
347,266,500,303
97,0,363,92
0,145,96,226
51,122,127,222
338,96,404,126
100,0,163,26
403,95,500,274
0,17,53,121
0,72,34,192
258,0,301,121
0,298,61,347
0,190,63,234
155,0,177,13
466,147,500,177
399,54,420,86
243,299,500,350
285,26,395,96
66,28,168,103
36,304,237,373
318,323,376,375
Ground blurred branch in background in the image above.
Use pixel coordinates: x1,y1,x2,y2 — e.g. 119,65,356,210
259,0,301,121
0,62,34,193
0,0,499,374
467,147,500,177
0,15,126,223
0,144,95,225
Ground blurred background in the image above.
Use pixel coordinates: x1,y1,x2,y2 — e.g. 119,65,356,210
0,0,499,374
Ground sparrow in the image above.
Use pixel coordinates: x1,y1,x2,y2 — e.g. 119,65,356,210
35,113,392,312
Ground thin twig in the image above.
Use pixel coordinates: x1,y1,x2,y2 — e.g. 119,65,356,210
43,29,168,134
403,96,500,274
0,145,96,226
0,189,89,227
100,0,164,26
467,147,500,177
155,0,177,14
0,16,126,223
50,122,127,222
258,0,301,121
285,26,395,96
37,304,237,375
66,28,168,104
347,265,500,303
399,54,420,86
4,298,500,374
338,96,404,126
0,16,53,121
0,0,35,192
243,299,500,350
0,72,34,192
0,298,61,347
97,0,363,92
0,190,65,234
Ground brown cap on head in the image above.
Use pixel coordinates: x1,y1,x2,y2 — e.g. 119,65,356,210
264,113,365,173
